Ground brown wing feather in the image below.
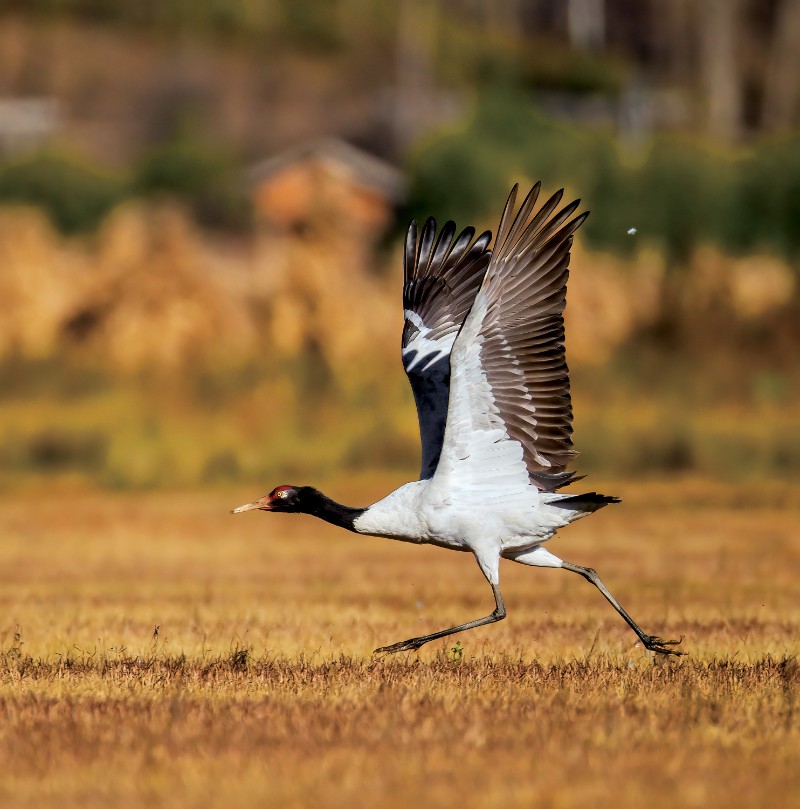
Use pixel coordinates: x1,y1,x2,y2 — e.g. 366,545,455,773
403,218,491,349
479,186,589,491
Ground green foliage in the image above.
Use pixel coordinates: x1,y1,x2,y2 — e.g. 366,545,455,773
276,0,342,50
133,137,251,231
0,354,798,489
3,0,343,46
408,89,800,262
446,640,464,664
436,20,626,96
0,150,126,234
0,137,250,235
522,49,626,96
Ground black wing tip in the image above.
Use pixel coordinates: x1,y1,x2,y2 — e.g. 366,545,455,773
404,220,419,281
494,181,587,259
476,228,492,246
510,182,584,210
419,217,438,245
552,492,621,513
405,218,420,242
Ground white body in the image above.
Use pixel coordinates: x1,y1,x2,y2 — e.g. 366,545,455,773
353,476,582,584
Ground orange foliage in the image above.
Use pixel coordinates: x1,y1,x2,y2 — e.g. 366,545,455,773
0,203,796,376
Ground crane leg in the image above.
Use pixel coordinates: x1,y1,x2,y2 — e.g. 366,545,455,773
561,561,684,656
373,583,506,655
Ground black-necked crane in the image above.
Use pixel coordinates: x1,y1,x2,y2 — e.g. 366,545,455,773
233,183,683,657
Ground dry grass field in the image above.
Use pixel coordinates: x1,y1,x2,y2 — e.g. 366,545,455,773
1,477,799,808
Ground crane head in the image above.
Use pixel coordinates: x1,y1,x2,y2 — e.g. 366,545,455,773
231,485,302,514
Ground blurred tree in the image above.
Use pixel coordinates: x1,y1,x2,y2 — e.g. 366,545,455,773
701,0,744,141
393,0,438,151
408,81,800,262
0,149,126,233
134,136,250,231
763,0,800,132
567,0,605,52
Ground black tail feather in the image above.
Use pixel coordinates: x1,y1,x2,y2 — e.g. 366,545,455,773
552,492,621,513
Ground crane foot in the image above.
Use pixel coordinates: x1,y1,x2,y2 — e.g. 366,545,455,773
642,635,685,656
373,637,427,654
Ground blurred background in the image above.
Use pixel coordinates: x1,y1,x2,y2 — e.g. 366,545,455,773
1,0,799,491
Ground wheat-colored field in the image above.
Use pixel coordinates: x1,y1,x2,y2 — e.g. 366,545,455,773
1,478,799,808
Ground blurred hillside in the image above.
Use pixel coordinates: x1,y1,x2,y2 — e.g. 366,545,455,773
1,1,799,489
3,1,800,158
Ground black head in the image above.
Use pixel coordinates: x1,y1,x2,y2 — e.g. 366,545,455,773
231,485,312,514
232,485,366,531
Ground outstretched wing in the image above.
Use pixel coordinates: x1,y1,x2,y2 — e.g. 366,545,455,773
402,218,491,479
437,184,588,497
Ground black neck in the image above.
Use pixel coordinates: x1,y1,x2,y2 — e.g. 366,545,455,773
300,488,366,532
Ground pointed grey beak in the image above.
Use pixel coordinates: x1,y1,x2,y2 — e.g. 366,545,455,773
231,494,273,514
231,501,259,514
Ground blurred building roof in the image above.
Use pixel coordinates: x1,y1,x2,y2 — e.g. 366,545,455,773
246,138,407,234
246,138,407,203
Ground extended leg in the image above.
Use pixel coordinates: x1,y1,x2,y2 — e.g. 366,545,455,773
561,561,683,656
374,582,506,654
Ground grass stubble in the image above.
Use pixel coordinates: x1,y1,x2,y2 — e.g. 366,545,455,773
0,478,798,808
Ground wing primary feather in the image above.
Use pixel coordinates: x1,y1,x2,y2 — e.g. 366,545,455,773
501,182,542,254
499,189,566,263
494,183,520,252
540,213,590,254
530,199,581,247
418,218,437,276
446,226,476,268
443,183,589,492
430,221,457,272
404,220,418,284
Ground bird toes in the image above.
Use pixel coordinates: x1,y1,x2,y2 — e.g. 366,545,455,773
373,638,425,655
643,635,685,656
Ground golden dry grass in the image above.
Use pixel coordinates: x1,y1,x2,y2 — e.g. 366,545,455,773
1,478,799,808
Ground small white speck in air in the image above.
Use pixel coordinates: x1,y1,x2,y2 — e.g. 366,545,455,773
627,227,638,235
